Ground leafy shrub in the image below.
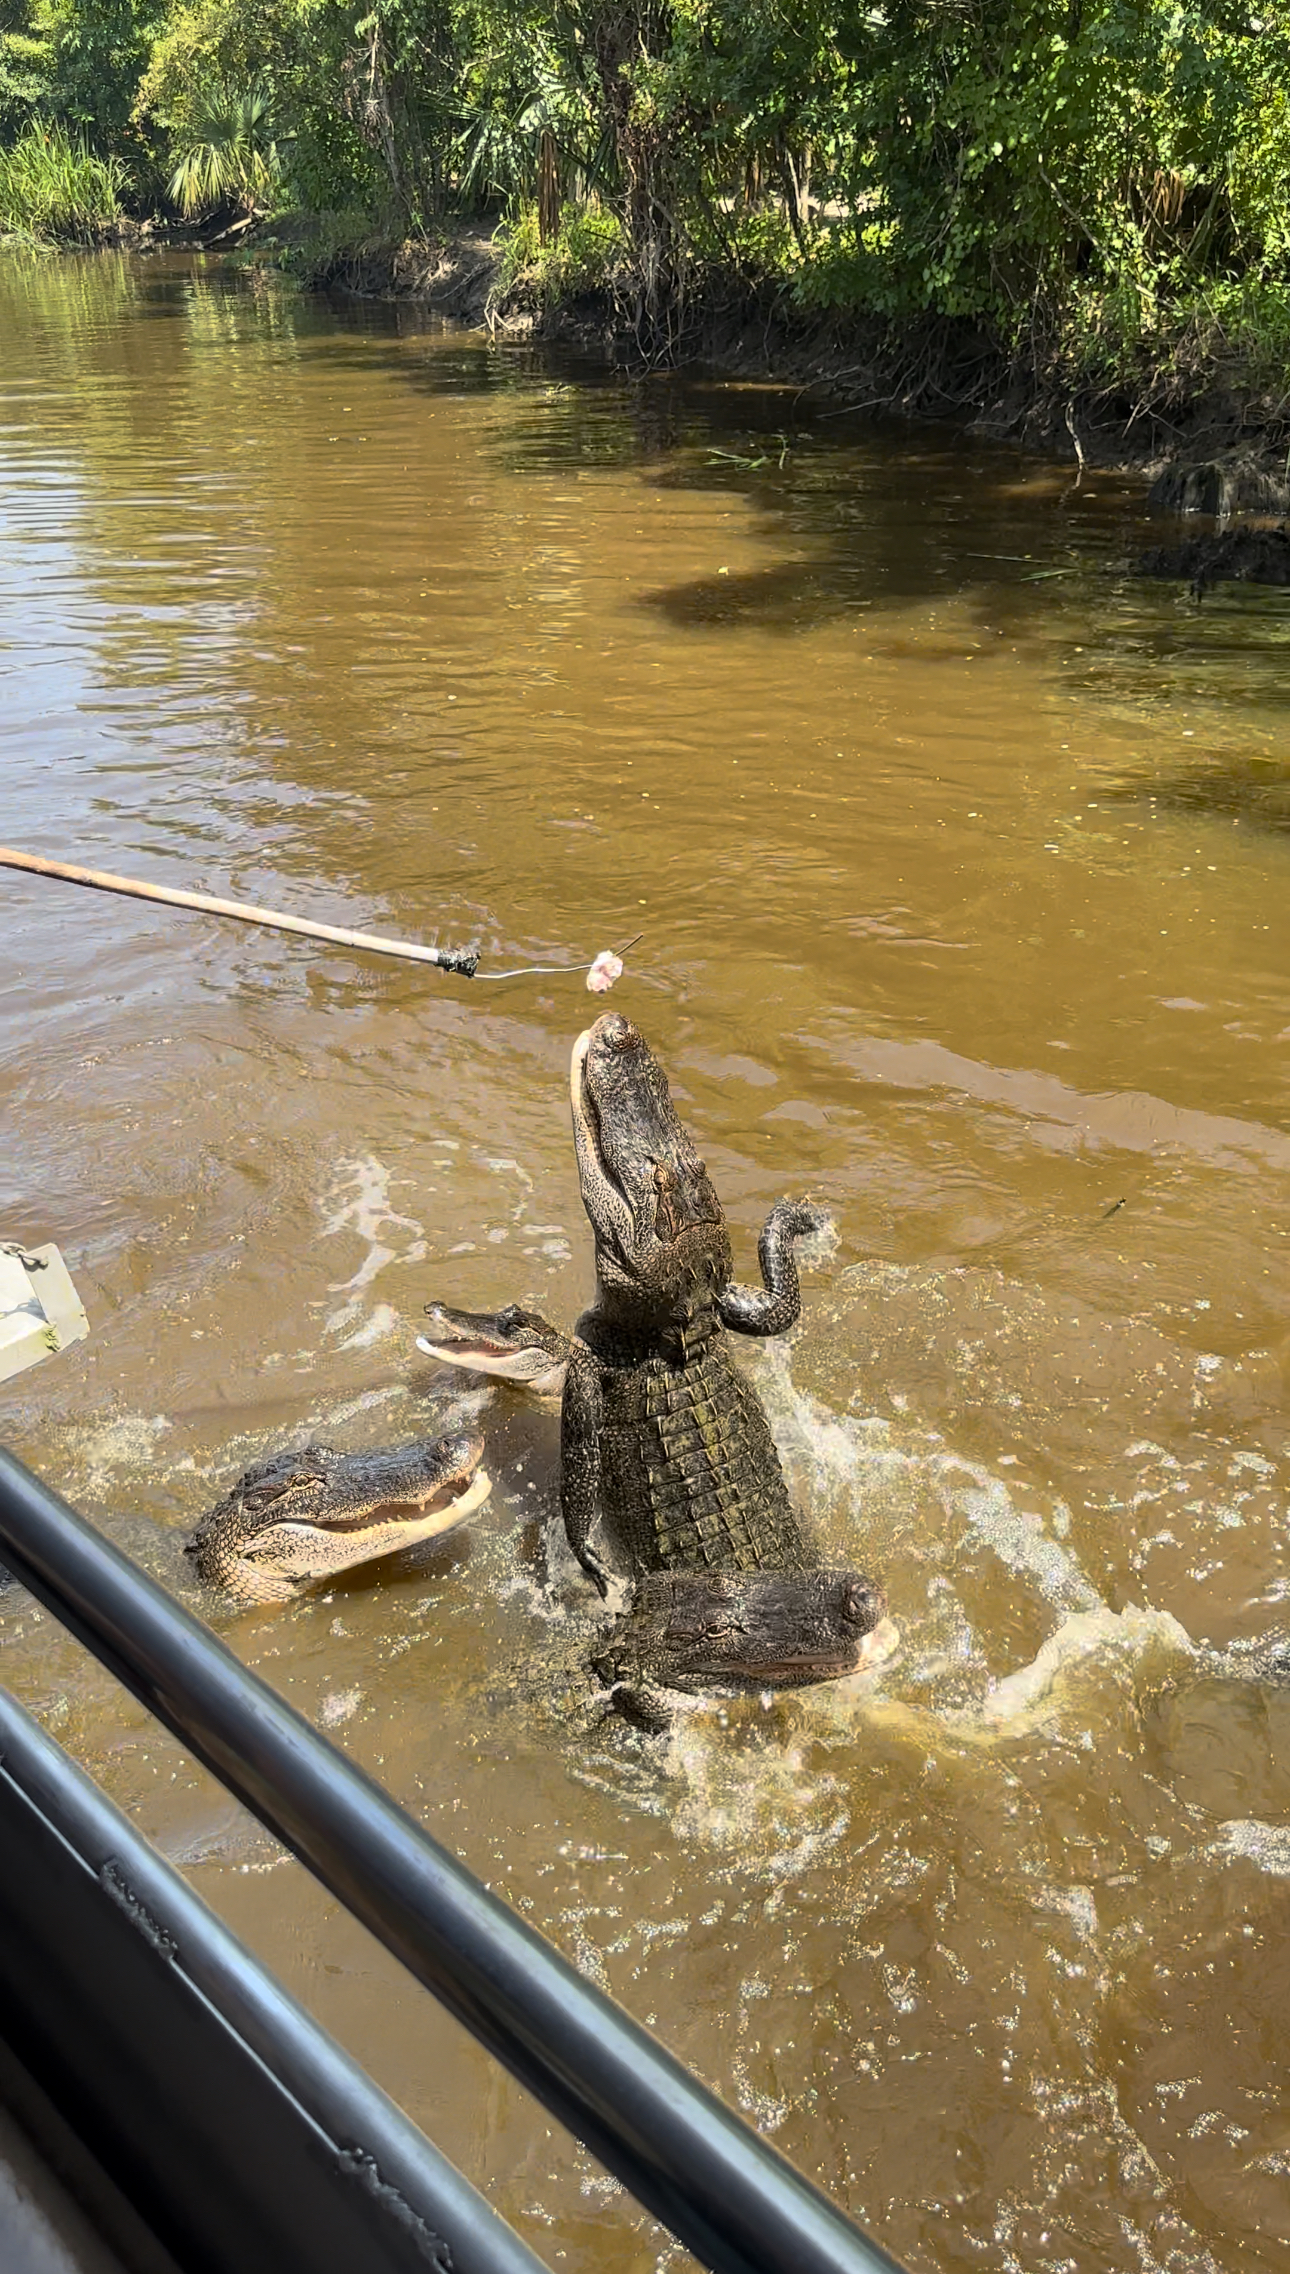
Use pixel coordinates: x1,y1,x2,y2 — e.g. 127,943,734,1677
499,198,626,297
165,77,282,214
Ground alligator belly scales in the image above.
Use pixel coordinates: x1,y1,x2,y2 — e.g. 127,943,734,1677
600,1349,814,1575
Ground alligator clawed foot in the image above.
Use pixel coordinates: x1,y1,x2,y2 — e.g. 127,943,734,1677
718,1195,832,1337
577,1545,616,1600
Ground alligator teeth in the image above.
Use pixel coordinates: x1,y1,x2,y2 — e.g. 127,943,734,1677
417,1333,533,1381
439,1467,492,1526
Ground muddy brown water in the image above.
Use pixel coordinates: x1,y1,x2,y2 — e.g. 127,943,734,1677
4,248,1290,2273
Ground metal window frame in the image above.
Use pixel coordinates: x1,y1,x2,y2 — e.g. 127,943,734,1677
0,1446,906,2274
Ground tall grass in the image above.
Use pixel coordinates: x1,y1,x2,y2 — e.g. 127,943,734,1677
0,125,127,244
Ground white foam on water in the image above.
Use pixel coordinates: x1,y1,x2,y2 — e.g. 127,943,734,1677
481,1152,539,1228
299,1380,407,1435
319,1154,427,1336
589,1694,860,1891
952,1476,1101,1616
629,1604,1190,1870
789,1213,839,1271
753,1335,1102,1614
977,1606,1195,1732
494,1563,575,1627
567,1346,1211,1859
1112,2215,1222,2274
333,1301,402,1351
60,1413,175,1500
1037,1880,1099,1939
1212,1818,1290,1877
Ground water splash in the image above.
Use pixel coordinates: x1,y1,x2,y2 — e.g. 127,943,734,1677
57,1412,178,1502
1212,1818,1290,1876
319,1154,426,1338
976,1603,1194,1730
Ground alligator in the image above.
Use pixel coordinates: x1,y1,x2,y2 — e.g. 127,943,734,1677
594,1567,899,1730
420,1011,852,1601
186,1433,491,1605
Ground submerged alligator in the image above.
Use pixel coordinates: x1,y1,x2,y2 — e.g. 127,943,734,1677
186,1433,491,1604
421,1010,894,1716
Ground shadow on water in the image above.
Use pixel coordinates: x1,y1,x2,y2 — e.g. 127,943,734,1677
1103,750,1290,836
20,251,1290,678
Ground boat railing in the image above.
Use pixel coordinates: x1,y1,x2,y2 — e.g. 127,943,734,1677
0,1445,907,2274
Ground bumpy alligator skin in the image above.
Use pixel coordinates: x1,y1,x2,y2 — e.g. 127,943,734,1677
421,1015,901,1716
428,1015,829,1596
592,1566,894,1728
584,1303,815,1577
186,1434,490,1604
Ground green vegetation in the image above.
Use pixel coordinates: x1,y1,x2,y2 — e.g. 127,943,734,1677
164,77,280,214
0,120,126,238
3,0,1290,420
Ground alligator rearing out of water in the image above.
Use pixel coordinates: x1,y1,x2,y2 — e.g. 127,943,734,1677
423,1011,825,1591
420,1011,894,1713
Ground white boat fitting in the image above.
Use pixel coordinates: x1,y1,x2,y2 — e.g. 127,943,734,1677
0,1245,90,1385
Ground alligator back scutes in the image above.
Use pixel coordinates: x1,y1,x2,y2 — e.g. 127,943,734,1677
600,1348,815,1575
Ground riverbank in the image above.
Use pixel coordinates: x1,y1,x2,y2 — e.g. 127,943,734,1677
257,216,1290,513
9,194,1286,516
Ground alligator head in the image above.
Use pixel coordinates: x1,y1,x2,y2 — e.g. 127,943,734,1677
417,1303,568,1396
592,1567,901,1729
570,1011,732,1320
186,1432,491,1606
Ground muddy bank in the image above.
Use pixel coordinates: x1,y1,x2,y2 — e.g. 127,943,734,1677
264,217,505,322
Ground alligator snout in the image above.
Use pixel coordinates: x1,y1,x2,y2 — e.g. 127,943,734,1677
595,1010,641,1053
434,1431,486,1483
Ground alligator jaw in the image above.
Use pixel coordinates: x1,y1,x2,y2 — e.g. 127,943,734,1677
408,1462,493,1524
416,1336,566,1396
309,1455,494,1536
852,1615,901,1670
570,1022,594,1087
230,1465,493,1601
416,1304,568,1395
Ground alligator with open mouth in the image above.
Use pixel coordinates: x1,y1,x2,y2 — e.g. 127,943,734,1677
186,1433,491,1604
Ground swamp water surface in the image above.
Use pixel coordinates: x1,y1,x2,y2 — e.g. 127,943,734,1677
3,248,1290,2274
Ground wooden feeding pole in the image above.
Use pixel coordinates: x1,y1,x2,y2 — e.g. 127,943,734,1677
0,846,481,976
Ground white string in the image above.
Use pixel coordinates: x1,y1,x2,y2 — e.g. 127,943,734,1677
473,932,642,983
